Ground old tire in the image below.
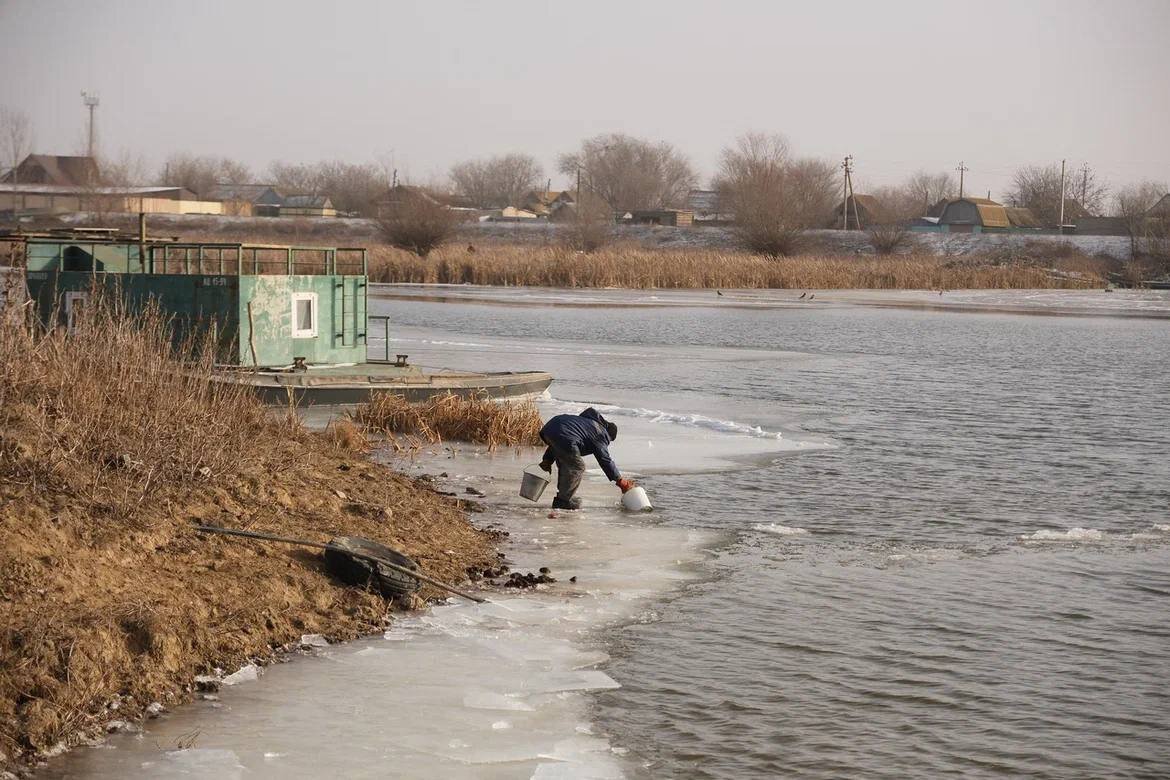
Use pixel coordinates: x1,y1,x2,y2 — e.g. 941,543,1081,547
324,536,420,597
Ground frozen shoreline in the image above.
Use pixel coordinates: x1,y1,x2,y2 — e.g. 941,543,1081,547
371,283,1170,319
42,396,801,778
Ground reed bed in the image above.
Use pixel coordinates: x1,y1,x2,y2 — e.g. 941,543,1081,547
365,243,1106,290
354,392,544,450
165,225,1108,290
0,286,288,519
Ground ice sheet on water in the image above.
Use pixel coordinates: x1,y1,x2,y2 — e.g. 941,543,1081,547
569,650,610,670
552,399,785,440
1020,527,1106,542
531,760,625,779
221,664,259,685
355,646,392,657
462,689,537,711
529,735,626,779
754,523,809,536
525,670,621,694
153,748,245,778
432,739,563,766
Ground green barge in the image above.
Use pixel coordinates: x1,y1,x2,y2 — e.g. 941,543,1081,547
2,227,551,405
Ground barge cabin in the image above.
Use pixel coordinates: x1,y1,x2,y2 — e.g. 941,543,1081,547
3,227,368,367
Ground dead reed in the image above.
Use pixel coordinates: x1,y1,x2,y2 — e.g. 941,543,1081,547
0,285,287,520
165,224,1109,290
353,392,544,450
364,243,1106,290
325,418,370,453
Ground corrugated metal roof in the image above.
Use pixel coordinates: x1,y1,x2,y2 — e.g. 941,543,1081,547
204,184,283,203
282,194,333,209
1004,207,1041,228
0,183,195,197
0,154,99,186
975,203,1010,228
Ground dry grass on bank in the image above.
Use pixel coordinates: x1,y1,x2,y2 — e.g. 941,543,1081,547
354,393,544,450
365,244,1107,290
0,289,495,769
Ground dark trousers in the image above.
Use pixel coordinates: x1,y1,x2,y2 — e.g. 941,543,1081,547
543,438,586,503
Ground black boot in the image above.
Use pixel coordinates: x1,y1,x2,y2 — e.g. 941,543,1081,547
552,496,582,510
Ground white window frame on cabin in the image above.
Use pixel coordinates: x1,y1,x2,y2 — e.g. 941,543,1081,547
291,292,318,338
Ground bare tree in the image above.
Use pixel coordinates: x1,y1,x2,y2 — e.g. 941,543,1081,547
1114,180,1169,264
268,159,389,215
97,150,148,186
558,133,696,211
715,133,836,257
160,153,252,197
450,153,543,208
560,190,614,253
376,189,459,257
1,106,34,185
904,170,956,213
1008,163,1109,225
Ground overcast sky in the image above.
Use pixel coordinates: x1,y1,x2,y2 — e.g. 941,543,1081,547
1,0,1167,198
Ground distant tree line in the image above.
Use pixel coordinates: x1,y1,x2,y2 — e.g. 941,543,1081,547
5,102,1167,262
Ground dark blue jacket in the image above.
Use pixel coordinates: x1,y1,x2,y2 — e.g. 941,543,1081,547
540,407,621,482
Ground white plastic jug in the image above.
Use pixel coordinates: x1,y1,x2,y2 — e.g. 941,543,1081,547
519,464,551,502
621,486,653,512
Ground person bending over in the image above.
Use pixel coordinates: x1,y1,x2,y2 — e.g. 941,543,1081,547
539,407,635,510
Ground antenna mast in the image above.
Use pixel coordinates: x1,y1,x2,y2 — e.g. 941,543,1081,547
81,91,100,158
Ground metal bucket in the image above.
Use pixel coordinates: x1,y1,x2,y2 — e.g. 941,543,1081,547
519,464,552,502
621,486,653,512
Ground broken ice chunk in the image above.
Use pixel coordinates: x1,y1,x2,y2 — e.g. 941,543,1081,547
221,664,259,686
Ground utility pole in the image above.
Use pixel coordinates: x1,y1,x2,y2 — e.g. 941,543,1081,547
81,91,99,158
840,155,853,229
1058,158,1067,234
956,161,969,199
1080,162,1090,208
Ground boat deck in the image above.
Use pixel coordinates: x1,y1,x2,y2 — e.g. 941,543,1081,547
213,362,553,406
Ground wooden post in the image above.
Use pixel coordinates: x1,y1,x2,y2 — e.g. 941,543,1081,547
137,212,146,272
246,301,259,368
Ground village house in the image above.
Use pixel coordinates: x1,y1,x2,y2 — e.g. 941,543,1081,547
203,184,285,217
0,183,223,217
687,189,734,225
1,154,99,186
280,194,337,218
521,190,574,217
620,209,695,227
827,194,892,230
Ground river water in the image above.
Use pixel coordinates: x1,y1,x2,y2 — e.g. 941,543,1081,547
48,288,1170,778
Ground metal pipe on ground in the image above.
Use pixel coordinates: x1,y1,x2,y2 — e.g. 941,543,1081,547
193,524,488,604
